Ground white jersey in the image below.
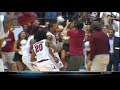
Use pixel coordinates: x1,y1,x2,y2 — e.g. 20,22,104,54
22,35,34,56
46,31,56,46
33,39,50,61
46,31,64,68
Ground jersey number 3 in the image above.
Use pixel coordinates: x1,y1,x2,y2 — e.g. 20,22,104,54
35,43,43,53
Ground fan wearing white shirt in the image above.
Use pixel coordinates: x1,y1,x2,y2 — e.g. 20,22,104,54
46,21,64,70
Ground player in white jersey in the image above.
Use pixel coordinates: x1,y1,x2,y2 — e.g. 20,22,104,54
21,30,38,71
46,22,64,70
31,30,60,71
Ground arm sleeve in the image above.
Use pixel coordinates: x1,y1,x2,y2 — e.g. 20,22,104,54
67,30,71,36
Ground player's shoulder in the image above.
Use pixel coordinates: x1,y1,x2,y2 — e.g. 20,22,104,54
45,39,51,43
46,31,51,35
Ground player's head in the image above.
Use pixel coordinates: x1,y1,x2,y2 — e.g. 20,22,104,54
48,19,57,33
34,30,47,42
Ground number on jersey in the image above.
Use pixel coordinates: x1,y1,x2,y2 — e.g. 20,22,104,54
34,43,43,53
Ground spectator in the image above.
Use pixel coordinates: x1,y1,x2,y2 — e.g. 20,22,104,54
60,20,75,71
0,52,4,72
107,29,120,71
1,29,17,71
84,24,94,70
13,31,27,71
63,20,85,71
22,24,30,38
87,21,110,71
102,25,109,34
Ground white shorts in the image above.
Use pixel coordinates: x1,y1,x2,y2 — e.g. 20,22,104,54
37,59,59,71
22,56,39,71
49,53,64,69
2,52,15,64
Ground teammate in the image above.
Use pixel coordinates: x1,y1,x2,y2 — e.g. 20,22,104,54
31,30,60,71
46,21,64,70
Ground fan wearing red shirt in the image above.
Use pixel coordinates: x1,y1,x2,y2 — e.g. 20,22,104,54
1,30,17,71
1,13,18,71
87,21,110,71
63,20,85,71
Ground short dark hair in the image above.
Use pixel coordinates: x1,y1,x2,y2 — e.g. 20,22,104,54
74,21,84,29
109,29,115,33
91,21,102,31
34,30,47,42
32,26,39,34
103,25,109,29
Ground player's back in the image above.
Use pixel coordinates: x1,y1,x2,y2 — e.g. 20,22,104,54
33,39,50,61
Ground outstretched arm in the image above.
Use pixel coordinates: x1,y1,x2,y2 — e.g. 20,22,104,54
61,20,71,36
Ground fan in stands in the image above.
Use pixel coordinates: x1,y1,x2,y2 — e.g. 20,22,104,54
15,12,37,26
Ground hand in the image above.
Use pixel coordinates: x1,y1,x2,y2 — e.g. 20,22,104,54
66,19,71,25
54,57,59,63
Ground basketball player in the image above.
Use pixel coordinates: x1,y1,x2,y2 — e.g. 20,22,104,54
31,30,60,71
46,21,64,70
21,28,39,71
